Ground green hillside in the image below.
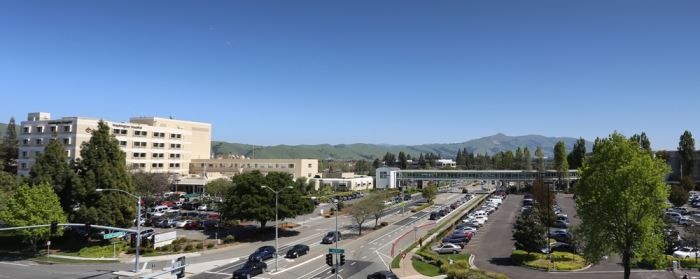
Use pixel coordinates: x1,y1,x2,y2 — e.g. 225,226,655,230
211,134,593,160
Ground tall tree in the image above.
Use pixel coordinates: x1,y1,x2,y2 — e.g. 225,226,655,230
0,169,19,210
347,200,371,236
73,121,136,227
372,158,381,169
131,171,171,206
630,132,652,154
2,117,18,174
421,184,437,203
532,179,556,226
669,185,689,208
512,210,547,253
567,138,587,170
28,139,81,214
0,183,67,252
515,147,524,170
554,141,569,186
535,146,545,171
418,153,427,169
678,130,696,179
575,133,669,279
523,147,532,171
366,192,389,228
398,152,408,169
383,152,396,167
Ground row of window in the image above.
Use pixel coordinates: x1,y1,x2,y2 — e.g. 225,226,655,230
22,138,72,146
131,163,181,169
132,152,182,159
21,149,71,159
118,141,182,149
197,163,296,169
112,129,183,139
22,125,72,134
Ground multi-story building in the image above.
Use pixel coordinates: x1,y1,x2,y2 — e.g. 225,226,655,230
189,158,318,180
17,112,211,176
315,171,373,191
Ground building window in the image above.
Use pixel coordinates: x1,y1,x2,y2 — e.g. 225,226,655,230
119,141,127,146
169,153,181,159
288,164,295,168
21,151,27,158
113,129,128,135
169,163,181,168
170,143,181,149
23,127,30,134
22,139,29,145
152,153,164,158
153,132,165,138
308,173,312,177
21,163,27,169
308,163,312,168
35,151,41,157
63,138,70,145
50,126,57,132
36,126,44,133
63,125,71,132
35,138,42,145
66,150,70,157
170,133,182,139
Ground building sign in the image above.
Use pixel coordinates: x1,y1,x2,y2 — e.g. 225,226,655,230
112,123,143,130
153,231,177,248
47,120,73,125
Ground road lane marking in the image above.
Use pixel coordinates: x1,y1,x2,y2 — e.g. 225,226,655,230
375,250,390,270
0,262,28,267
204,271,231,275
298,264,330,279
268,254,324,275
349,262,356,266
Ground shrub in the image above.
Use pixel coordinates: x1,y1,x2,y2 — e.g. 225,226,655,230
184,244,194,251
380,221,389,227
173,238,188,245
196,243,204,250
223,235,235,244
206,243,215,249
172,244,182,252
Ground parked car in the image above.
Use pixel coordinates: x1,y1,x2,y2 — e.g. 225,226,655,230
367,271,399,279
432,243,462,254
553,220,569,229
197,204,208,211
666,211,683,222
184,220,201,230
321,231,342,244
542,242,576,253
549,230,573,243
673,247,700,258
248,246,276,262
157,218,177,228
232,261,267,279
285,244,310,258
175,219,192,228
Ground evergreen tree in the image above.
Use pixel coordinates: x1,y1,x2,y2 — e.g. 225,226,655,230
418,153,427,169
372,158,381,169
631,132,652,154
567,138,587,170
503,150,515,169
74,121,135,227
2,117,18,174
28,139,81,214
678,131,695,178
398,151,408,169
512,210,547,253
554,141,570,187
383,152,396,167
535,146,545,171
523,147,532,171
515,147,524,170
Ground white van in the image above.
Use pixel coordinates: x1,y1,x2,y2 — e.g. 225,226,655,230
149,205,168,217
488,198,503,205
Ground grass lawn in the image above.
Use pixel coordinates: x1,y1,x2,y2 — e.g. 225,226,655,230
511,250,587,271
413,259,441,276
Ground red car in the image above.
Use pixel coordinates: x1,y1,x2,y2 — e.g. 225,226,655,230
184,220,202,230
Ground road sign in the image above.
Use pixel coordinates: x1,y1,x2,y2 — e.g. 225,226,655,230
328,248,345,254
103,231,126,239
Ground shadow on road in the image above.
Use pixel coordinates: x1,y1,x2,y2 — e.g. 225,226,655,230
488,256,517,267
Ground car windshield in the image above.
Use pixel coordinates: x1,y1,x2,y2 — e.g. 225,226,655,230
682,248,693,252
326,232,336,237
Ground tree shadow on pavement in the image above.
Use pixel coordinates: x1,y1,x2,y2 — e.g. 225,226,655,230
489,256,518,266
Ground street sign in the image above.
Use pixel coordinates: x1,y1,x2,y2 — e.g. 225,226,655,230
103,231,126,239
328,248,345,254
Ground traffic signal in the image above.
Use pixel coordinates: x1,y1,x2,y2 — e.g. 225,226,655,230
339,254,345,266
325,253,333,267
50,221,58,235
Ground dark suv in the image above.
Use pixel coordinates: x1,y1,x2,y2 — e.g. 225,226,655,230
321,231,342,244
248,246,276,262
232,261,267,279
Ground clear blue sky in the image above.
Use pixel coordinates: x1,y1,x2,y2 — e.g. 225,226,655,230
1,1,698,149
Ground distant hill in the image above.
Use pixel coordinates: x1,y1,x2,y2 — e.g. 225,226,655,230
211,133,593,160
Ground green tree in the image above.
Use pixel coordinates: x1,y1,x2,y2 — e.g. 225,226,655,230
554,141,569,188
503,151,514,169
567,138,587,170
515,147,524,170
630,132,652,154
422,184,437,203
669,185,689,208
204,178,234,199
0,183,67,252
372,158,381,169
0,169,19,211
418,153,427,169
512,210,547,253
575,133,670,279
383,152,396,167
535,146,545,171
74,121,135,228
221,171,311,228
28,139,81,214
2,117,18,174
680,176,695,192
678,130,696,179
366,192,389,227
523,147,532,171
398,152,408,169
532,179,555,226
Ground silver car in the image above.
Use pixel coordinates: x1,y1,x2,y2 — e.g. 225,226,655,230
432,243,462,254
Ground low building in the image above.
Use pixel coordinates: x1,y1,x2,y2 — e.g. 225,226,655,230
316,172,373,191
435,159,456,168
17,112,211,176
189,158,318,180
376,167,401,189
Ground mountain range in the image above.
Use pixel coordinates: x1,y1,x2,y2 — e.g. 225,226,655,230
212,133,592,160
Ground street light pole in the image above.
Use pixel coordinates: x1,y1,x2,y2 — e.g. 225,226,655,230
261,185,293,273
96,188,141,274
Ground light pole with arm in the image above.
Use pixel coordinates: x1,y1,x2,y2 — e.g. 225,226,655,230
261,185,294,273
95,188,141,274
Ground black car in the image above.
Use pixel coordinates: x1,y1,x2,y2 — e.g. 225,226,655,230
429,212,439,220
549,231,572,243
248,246,276,262
321,231,342,244
554,220,569,229
367,271,399,279
550,242,576,253
232,261,267,279
285,244,310,258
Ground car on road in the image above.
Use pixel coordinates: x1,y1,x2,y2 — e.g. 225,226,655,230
184,220,201,230
673,247,700,258
367,271,399,279
248,246,276,262
285,244,310,258
232,261,267,279
429,212,440,220
432,242,462,254
321,231,342,244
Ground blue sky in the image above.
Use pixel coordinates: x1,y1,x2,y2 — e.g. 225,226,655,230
1,1,698,149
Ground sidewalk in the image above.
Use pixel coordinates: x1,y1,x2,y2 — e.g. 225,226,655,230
48,254,119,261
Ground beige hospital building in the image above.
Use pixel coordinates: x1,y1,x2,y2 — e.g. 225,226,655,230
189,158,319,180
17,112,211,176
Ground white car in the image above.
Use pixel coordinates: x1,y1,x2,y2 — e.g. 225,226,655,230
175,220,192,228
673,247,700,258
197,204,208,211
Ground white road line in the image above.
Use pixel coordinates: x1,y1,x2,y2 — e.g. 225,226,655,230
204,271,231,276
298,264,330,279
268,254,324,275
375,250,390,270
349,262,356,266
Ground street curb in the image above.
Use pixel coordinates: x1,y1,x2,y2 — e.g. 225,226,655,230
469,254,478,270
547,264,593,272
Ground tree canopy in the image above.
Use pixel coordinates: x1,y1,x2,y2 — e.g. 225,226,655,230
132,171,171,206
512,210,547,253
669,185,688,208
575,132,669,279
678,130,695,179
1,117,18,174
567,138,587,170
535,146,545,171
422,184,437,204
0,183,67,252
29,139,81,214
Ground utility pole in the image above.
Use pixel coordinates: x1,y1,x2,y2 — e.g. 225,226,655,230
261,185,293,272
